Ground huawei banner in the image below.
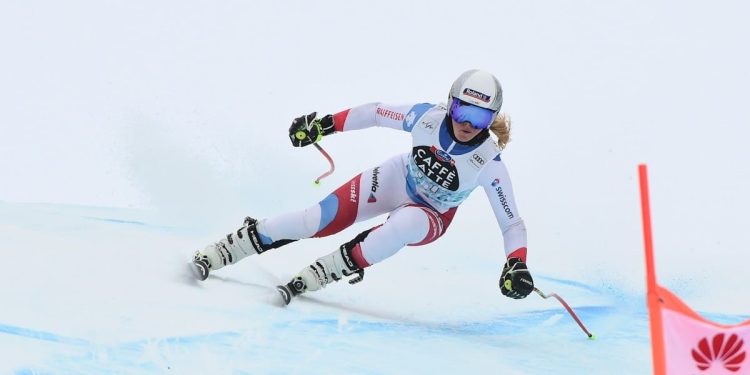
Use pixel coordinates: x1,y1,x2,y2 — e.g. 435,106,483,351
640,165,750,374
651,285,750,374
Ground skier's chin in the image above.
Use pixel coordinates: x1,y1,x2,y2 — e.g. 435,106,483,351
450,119,481,142
454,128,479,142
457,131,474,142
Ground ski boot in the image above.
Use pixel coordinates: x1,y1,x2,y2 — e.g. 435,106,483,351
277,236,366,305
191,217,267,281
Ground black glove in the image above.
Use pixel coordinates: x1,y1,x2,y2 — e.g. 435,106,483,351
500,257,534,299
288,112,335,147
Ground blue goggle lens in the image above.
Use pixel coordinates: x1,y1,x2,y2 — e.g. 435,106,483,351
449,98,494,129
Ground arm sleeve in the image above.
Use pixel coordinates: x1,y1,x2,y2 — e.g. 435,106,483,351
478,158,529,262
331,102,429,133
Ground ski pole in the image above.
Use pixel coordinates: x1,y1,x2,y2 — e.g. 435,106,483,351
534,287,595,339
313,143,335,185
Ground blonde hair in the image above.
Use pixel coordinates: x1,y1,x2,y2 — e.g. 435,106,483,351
490,113,512,150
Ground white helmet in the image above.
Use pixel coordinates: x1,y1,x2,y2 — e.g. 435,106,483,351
447,69,503,127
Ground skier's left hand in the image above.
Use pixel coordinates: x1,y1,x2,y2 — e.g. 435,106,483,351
288,112,335,147
500,257,534,299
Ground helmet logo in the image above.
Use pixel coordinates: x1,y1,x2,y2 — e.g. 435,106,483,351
463,88,491,103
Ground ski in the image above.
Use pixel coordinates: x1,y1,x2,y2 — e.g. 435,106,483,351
190,258,210,281
276,277,306,305
276,285,293,305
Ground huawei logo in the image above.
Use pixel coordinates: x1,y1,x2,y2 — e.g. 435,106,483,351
691,333,746,372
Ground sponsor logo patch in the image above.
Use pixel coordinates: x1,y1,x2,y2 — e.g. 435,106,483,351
473,153,485,165
376,107,405,121
421,119,437,134
349,180,357,203
463,88,491,103
371,167,380,192
468,153,486,170
412,146,459,191
340,246,355,270
367,167,380,203
491,178,514,219
430,146,454,164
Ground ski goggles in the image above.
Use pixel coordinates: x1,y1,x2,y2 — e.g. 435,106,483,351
449,98,495,130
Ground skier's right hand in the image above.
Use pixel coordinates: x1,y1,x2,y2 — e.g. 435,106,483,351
288,112,335,147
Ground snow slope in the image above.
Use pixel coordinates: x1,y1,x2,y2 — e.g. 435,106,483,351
2,0,749,374
0,201,636,374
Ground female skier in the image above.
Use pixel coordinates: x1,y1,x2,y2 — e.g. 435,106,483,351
192,69,534,304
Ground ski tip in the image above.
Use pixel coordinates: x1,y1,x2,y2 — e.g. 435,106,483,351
276,285,292,306
190,260,210,281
